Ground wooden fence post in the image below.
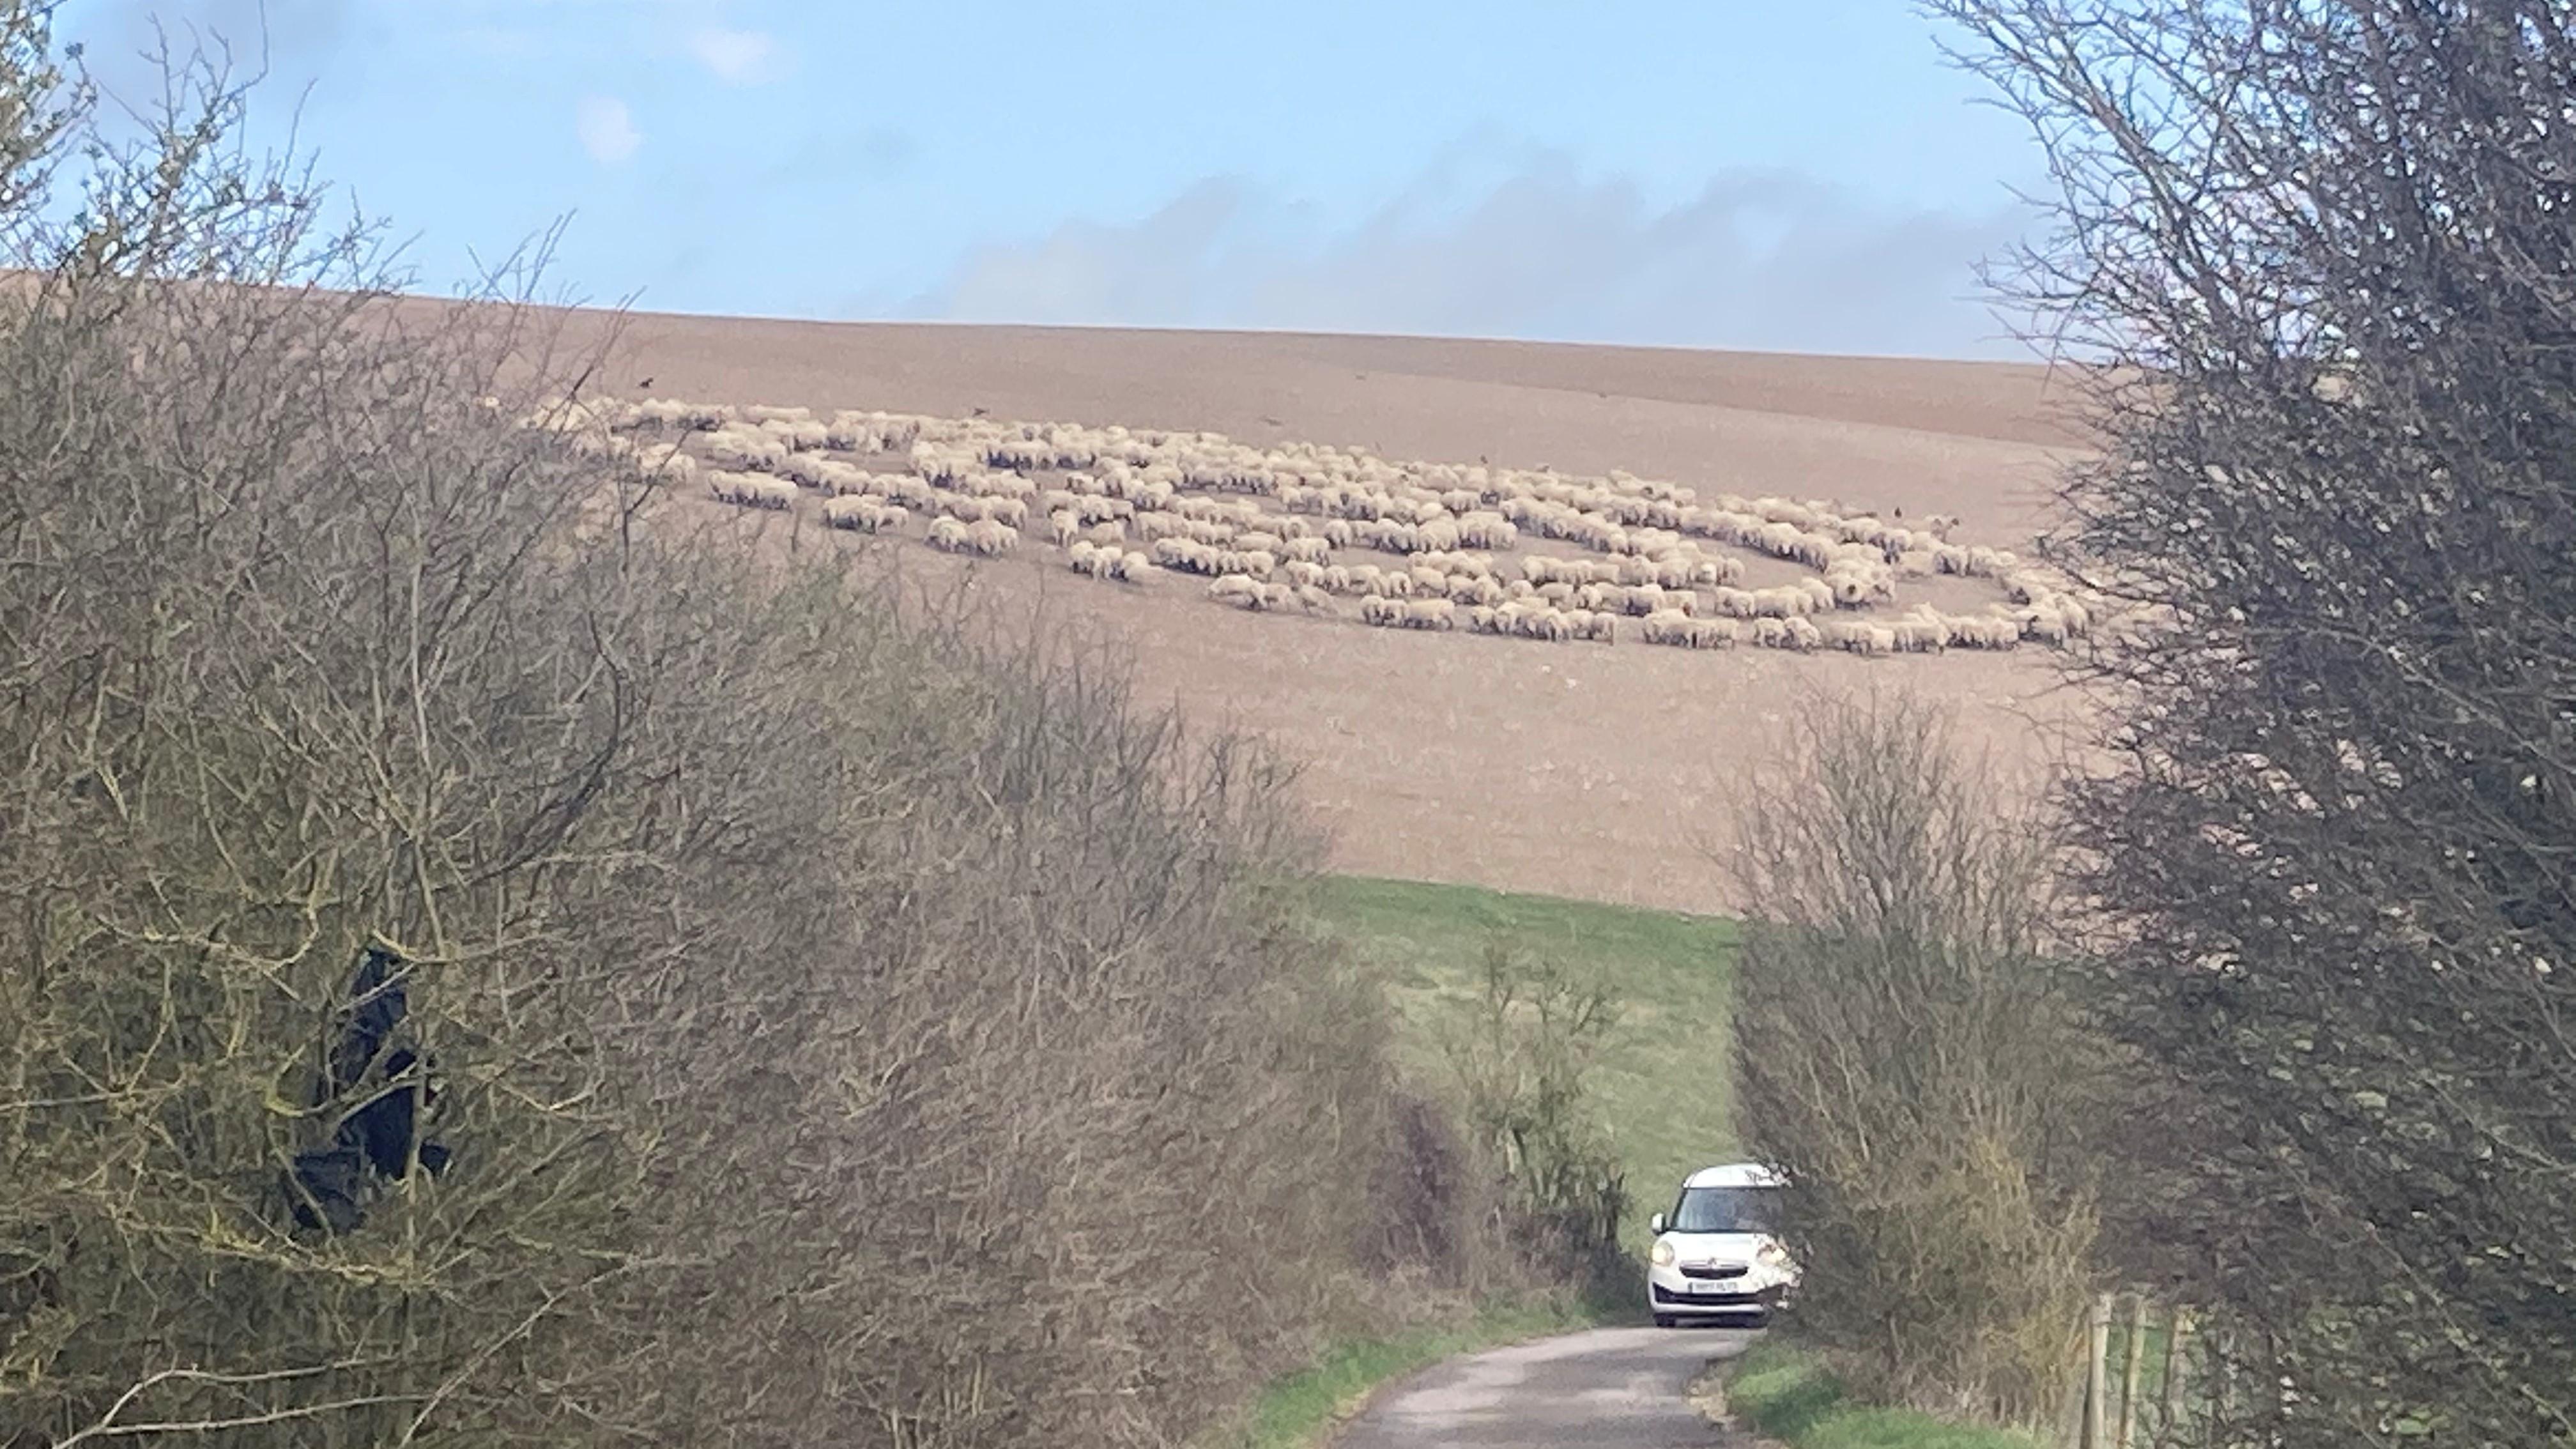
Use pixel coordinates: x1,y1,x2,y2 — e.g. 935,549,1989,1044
2117,1294,2149,1449
2085,1291,2115,1449
2158,1307,2195,1449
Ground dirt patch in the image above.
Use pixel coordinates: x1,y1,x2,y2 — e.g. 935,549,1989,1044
570,316,2100,913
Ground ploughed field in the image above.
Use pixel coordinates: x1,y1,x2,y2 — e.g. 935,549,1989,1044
534,318,2095,912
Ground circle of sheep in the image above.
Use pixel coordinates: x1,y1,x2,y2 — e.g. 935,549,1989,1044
559,395,2101,657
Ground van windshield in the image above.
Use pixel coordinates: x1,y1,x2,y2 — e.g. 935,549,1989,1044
1669,1184,1777,1234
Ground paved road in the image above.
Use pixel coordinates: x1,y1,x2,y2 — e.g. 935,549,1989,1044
1333,1324,1759,1448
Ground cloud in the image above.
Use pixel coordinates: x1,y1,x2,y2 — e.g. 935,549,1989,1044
688,26,776,83
908,151,2041,360
577,95,642,165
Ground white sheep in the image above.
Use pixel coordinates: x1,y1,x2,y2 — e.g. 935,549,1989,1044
1402,597,1458,631
1209,573,1263,609
707,470,797,510
821,496,907,533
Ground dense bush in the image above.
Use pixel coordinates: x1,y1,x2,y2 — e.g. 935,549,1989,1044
1931,2,2576,1441
1728,691,2098,1430
0,16,1491,1446
1443,943,1630,1296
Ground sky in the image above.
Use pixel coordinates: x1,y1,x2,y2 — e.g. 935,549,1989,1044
59,0,2058,360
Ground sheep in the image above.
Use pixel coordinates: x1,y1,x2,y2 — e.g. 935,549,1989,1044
1049,510,1084,547
760,417,832,452
1889,614,1949,653
1322,519,1357,548
1409,565,1451,595
1294,583,1335,614
703,426,790,472
1517,606,1571,642
821,496,907,533
1082,520,1127,547
1360,595,1406,627
1114,550,1153,582
964,519,1019,556
1402,597,1459,631
778,454,859,491
1151,537,1225,576
2017,607,2071,645
1209,574,1264,609
927,517,972,553
623,397,730,431
707,470,797,510
1281,536,1332,564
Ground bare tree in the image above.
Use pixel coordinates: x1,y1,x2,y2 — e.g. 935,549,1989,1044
1928,1,2576,1442
1730,689,2099,1430
0,14,1508,1447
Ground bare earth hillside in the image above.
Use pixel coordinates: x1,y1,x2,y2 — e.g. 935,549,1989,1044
556,314,2099,913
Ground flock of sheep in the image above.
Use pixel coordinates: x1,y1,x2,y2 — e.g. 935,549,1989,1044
529,395,2098,659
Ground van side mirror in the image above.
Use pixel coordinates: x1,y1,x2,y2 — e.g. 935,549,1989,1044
1648,1212,1667,1235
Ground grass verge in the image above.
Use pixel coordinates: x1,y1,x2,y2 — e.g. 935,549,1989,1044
1722,1340,2041,1449
1303,875,1742,1245
1218,1296,1595,1449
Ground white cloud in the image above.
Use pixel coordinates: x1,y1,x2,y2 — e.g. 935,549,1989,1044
577,95,642,165
689,26,775,83
908,150,2043,360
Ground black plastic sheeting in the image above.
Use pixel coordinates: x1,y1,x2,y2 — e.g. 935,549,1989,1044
282,946,452,1234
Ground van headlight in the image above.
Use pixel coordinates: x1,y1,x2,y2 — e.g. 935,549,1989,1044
1649,1239,1675,1268
1756,1240,1791,1269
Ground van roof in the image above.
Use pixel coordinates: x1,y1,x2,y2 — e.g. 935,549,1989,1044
1683,1162,1785,1189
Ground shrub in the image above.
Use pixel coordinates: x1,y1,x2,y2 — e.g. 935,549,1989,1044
1931,1,2576,1440
0,18,1464,1447
1729,689,2097,1429
1445,942,1630,1297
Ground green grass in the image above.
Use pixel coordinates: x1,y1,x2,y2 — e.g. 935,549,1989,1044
1726,1341,2041,1449
1304,875,1742,1245
1218,1296,1593,1449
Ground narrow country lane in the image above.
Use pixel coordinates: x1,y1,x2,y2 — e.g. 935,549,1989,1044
1331,1325,1759,1448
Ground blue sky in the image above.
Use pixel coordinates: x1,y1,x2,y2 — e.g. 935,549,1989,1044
63,0,2053,359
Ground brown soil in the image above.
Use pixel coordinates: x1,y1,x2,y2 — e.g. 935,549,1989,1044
574,312,2101,914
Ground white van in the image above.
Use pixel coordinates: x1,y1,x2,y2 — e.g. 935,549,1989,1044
1644,1162,1797,1327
